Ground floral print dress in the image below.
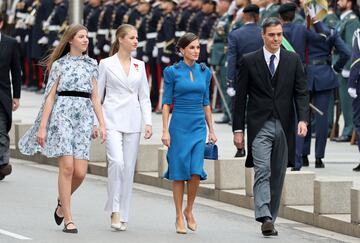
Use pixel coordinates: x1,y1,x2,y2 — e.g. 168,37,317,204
19,53,98,160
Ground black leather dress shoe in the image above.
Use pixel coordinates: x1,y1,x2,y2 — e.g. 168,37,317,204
302,155,309,167
234,148,246,157
353,163,360,172
261,219,275,236
315,158,325,168
333,135,351,142
215,117,230,124
0,164,12,178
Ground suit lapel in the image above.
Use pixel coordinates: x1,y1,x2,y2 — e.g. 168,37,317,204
275,49,287,93
108,54,132,92
255,49,272,91
0,34,6,60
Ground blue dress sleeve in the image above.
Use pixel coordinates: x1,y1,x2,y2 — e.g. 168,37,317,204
163,66,174,105
203,67,212,106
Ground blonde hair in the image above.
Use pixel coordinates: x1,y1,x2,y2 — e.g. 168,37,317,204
43,24,88,72
110,24,137,56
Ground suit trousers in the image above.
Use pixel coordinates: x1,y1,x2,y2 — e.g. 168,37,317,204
252,118,288,223
0,105,10,166
104,130,140,222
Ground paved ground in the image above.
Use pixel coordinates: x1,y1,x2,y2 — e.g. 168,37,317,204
1,159,359,243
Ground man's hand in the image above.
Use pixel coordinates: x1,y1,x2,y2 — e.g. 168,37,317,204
12,99,20,111
297,121,308,137
233,132,244,149
226,87,236,97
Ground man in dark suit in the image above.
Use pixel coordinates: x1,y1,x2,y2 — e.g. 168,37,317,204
232,17,309,236
0,13,21,181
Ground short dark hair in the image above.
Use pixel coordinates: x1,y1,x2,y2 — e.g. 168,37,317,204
262,17,282,33
280,11,295,22
175,33,199,53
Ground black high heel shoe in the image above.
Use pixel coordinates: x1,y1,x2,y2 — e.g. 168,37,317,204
54,199,64,225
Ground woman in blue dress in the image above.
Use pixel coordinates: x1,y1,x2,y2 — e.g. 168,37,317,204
18,24,106,233
161,33,217,234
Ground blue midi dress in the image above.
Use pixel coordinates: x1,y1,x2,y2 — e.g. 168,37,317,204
162,60,212,181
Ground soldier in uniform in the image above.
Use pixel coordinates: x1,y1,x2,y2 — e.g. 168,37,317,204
209,0,232,124
175,0,191,41
29,0,54,92
156,0,177,69
347,28,360,171
333,0,360,142
279,3,350,169
121,0,138,25
259,0,279,25
95,0,114,59
198,0,218,64
134,0,151,60
187,0,205,33
13,0,32,86
45,0,68,48
153,0,178,112
144,0,162,111
84,0,101,59
226,4,263,103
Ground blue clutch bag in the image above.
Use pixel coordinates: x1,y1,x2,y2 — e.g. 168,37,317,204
204,142,218,160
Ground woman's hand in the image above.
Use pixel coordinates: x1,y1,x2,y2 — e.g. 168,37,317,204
208,132,217,144
161,131,171,147
99,125,106,144
37,127,47,148
91,125,99,139
144,125,152,139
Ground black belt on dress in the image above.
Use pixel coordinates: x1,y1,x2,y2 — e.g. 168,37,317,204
58,91,91,98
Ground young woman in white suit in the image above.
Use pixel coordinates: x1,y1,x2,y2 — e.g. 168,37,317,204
97,24,152,231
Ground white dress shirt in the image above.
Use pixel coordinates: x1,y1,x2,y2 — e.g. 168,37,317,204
263,46,280,74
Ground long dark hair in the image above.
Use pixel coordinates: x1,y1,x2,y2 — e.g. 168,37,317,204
109,24,137,56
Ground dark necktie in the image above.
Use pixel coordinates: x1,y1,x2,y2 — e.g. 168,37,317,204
269,54,276,77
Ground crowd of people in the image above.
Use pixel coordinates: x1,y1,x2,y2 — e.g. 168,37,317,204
1,0,360,237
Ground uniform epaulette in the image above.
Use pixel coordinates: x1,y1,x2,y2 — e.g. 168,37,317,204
200,63,206,71
349,13,358,20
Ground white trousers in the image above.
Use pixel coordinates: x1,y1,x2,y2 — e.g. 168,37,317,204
104,130,140,222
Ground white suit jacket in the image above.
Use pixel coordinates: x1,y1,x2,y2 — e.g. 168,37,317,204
97,54,152,133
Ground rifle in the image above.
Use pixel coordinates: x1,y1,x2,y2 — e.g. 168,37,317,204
330,88,341,141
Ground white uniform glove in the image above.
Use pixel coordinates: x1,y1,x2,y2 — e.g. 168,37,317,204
227,1,238,15
152,46,159,57
103,44,110,53
25,15,35,25
38,36,48,45
348,88,358,98
142,55,149,63
161,56,170,64
93,46,100,55
24,34,29,43
307,5,316,18
342,69,350,78
52,40,60,47
227,87,236,97
15,36,21,43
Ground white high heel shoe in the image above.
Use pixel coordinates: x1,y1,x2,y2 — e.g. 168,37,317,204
110,213,121,230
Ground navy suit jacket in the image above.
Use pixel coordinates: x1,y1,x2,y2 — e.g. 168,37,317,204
227,23,263,83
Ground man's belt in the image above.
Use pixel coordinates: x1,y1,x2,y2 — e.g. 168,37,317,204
48,25,60,31
88,32,96,38
146,32,157,39
308,59,331,65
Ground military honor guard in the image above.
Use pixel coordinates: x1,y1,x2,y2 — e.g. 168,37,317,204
84,0,101,59
95,0,114,59
348,28,360,171
334,0,360,142
259,0,280,24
